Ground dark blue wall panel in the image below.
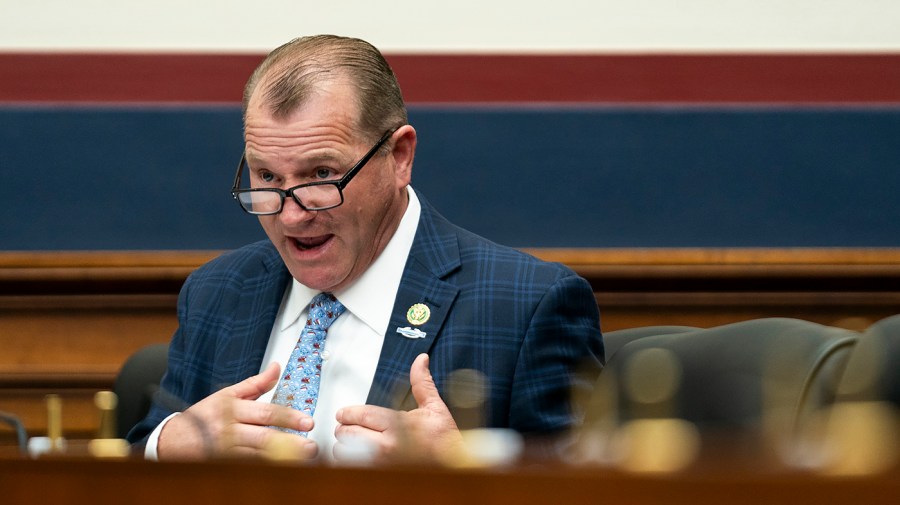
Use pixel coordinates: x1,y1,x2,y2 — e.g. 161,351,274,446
1,106,261,250
2,105,898,250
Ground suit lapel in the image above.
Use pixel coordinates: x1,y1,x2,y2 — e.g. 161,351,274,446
218,244,292,388
366,197,461,408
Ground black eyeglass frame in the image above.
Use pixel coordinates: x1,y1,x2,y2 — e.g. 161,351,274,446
231,128,397,215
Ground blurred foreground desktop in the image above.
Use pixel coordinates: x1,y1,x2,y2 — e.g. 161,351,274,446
0,455,898,505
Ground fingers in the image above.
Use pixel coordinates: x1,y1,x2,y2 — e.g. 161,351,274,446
334,357,463,464
224,362,281,400
159,392,313,460
333,412,404,463
218,400,316,460
336,404,398,432
334,353,441,433
229,399,314,433
333,427,384,463
181,399,315,459
333,433,379,463
223,423,319,460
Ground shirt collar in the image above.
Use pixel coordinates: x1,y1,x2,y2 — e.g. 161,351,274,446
279,186,422,335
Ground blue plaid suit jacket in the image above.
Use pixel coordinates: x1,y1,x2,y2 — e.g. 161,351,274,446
128,195,604,443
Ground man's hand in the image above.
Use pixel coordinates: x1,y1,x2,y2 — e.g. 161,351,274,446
333,353,462,463
157,363,318,460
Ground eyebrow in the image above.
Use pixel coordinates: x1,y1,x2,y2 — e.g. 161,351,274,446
246,150,348,170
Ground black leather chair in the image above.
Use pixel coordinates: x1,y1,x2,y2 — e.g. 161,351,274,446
113,343,169,439
603,325,700,362
599,318,859,436
836,314,900,407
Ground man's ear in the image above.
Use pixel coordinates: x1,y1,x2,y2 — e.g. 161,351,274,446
390,125,416,188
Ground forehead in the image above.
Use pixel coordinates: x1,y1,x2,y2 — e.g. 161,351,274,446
244,81,365,158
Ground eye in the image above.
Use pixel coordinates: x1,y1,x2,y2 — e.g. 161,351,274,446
257,170,277,185
315,167,335,180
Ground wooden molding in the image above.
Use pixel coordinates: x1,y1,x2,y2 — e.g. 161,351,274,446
4,248,900,287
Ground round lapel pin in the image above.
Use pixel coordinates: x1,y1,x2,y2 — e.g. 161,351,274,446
406,303,431,326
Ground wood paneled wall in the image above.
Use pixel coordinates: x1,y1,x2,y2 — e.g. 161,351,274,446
2,248,899,445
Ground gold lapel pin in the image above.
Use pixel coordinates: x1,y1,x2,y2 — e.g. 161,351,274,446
406,303,431,326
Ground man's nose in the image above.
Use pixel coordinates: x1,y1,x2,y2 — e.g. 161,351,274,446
278,194,316,224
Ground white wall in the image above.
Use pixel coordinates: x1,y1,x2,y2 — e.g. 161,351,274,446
1,0,899,53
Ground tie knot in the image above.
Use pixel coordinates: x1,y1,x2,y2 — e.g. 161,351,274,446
307,292,346,330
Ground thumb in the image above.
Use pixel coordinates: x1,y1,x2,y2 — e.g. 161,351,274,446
410,353,445,410
228,362,281,400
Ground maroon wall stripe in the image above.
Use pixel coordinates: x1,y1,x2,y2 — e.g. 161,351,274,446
2,52,899,104
1,53,262,103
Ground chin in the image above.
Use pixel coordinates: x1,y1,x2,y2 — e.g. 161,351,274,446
286,264,345,292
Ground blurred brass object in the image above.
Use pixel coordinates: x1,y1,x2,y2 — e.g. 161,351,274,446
447,368,488,431
94,390,118,411
447,368,487,409
94,391,118,439
88,438,130,459
804,323,900,475
614,348,699,472
448,428,523,468
262,431,310,463
572,370,619,466
816,402,900,476
45,394,64,452
623,348,680,408
614,418,700,473
88,391,130,458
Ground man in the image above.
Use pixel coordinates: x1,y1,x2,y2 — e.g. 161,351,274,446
128,34,604,463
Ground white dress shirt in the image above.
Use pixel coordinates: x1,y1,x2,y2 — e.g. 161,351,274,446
146,187,421,461
258,187,421,459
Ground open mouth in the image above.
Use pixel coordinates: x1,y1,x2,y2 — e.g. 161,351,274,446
293,235,332,251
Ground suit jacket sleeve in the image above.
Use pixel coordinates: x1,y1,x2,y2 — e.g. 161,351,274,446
125,276,194,446
508,271,604,435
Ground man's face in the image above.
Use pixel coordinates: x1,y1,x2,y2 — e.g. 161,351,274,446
243,80,410,292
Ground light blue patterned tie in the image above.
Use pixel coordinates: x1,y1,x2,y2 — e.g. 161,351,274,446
272,292,345,436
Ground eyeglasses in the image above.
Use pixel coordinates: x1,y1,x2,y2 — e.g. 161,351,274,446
231,128,396,215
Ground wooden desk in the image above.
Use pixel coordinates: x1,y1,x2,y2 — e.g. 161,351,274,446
1,456,898,505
